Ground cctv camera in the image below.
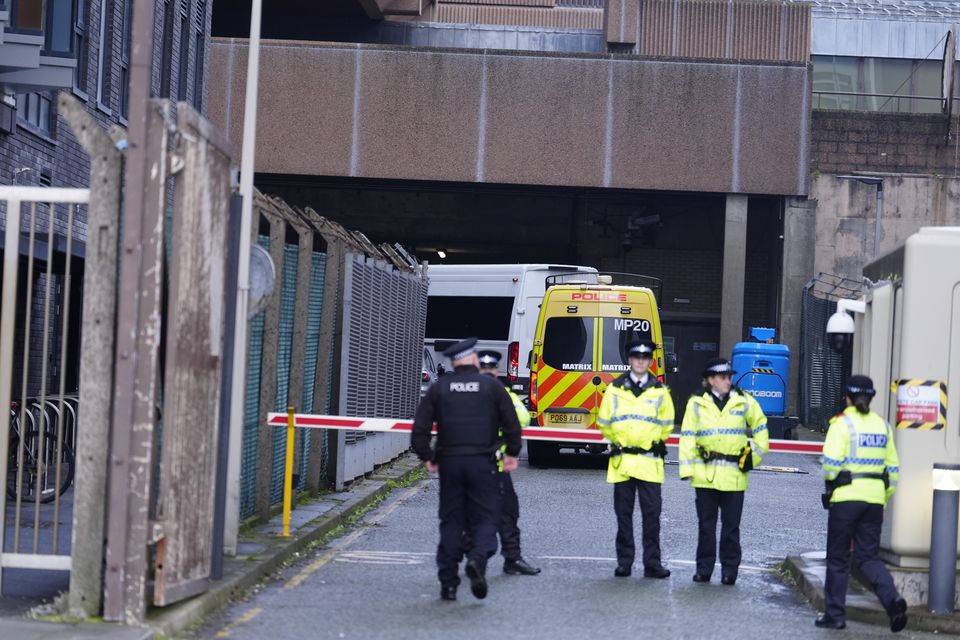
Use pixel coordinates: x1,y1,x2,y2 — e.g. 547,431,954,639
826,310,855,354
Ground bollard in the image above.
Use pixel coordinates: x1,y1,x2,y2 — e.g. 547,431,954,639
281,406,295,538
928,462,960,614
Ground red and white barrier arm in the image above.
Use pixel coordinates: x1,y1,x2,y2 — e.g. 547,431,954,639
266,413,824,455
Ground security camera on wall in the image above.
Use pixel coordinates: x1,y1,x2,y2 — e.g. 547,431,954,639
826,309,855,354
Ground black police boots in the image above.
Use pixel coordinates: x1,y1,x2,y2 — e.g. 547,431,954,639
465,559,488,599
504,558,541,575
721,574,737,585
614,565,632,577
813,614,846,630
643,566,671,579
440,585,457,601
888,598,908,633
692,573,711,583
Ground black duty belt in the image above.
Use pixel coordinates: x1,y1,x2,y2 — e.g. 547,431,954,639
697,446,740,463
850,472,887,481
611,442,668,458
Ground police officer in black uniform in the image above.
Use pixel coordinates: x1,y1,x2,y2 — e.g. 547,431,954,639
477,350,541,576
411,338,523,602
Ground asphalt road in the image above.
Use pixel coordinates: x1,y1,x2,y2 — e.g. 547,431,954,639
192,449,939,640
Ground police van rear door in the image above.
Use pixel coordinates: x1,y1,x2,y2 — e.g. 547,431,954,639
597,291,661,397
535,291,599,429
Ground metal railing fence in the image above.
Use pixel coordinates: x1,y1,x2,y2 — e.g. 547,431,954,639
0,186,86,581
239,193,427,520
799,273,862,432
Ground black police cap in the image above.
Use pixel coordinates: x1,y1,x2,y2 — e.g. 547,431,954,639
626,339,656,358
478,350,501,368
845,374,876,398
441,337,478,360
702,357,736,378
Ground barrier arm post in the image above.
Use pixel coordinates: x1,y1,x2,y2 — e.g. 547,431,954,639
282,405,295,538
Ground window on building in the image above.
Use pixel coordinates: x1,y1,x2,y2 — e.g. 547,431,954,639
119,0,131,117
191,0,205,110
13,0,43,31
45,0,75,55
813,55,960,114
16,93,54,135
95,0,111,109
73,0,89,93
177,1,190,101
159,0,175,98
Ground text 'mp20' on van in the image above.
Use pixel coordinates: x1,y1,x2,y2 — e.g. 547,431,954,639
527,272,667,467
425,264,597,393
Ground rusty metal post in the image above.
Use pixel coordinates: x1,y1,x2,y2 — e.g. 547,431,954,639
59,92,124,618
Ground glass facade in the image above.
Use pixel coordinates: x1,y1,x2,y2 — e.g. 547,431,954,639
813,54,959,113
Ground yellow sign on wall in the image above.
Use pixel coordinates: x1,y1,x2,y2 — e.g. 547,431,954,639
894,379,947,430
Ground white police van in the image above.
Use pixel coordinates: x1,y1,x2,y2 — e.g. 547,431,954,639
425,264,597,394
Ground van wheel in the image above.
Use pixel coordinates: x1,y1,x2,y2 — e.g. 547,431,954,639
527,441,558,468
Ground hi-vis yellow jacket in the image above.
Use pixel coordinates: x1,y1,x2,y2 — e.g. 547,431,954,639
508,389,531,429
498,388,531,471
821,406,899,506
679,389,768,491
597,373,675,484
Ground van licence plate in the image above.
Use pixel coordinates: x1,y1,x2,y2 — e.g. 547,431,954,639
546,413,585,426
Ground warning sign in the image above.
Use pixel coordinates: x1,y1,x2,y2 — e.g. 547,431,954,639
895,379,948,430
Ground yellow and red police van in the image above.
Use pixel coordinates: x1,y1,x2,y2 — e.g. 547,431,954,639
527,272,668,467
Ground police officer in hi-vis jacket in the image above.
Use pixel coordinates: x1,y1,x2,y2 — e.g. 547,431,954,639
816,375,907,632
679,357,768,586
597,339,675,580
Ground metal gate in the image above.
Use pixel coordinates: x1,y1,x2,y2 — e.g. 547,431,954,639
0,186,87,584
798,272,862,431
335,252,427,486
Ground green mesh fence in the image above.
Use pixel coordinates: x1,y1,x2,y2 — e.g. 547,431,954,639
270,243,299,504
238,235,270,519
296,252,327,490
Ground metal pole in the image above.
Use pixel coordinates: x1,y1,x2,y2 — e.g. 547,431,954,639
929,462,960,614
225,0,264,555
874,182,884,258
211,194,243,580
0,196,23,591
282,405,295,538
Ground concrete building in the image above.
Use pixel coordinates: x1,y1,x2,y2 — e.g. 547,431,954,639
207,0,959,411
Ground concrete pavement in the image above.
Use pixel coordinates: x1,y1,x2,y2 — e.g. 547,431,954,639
785,552,960,635
0,453,425,639
0,434,960,640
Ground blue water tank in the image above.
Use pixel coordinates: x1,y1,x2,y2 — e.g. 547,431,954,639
748,327,776,343
732,341,790,416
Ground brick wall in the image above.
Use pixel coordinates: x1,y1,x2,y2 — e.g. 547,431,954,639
0,0,213,396
811,110,956,176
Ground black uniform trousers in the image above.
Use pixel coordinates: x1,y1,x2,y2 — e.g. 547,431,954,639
436,454,502,588
825,501,900,622
461,471,522,560
499,472,521,561
695,488,745,578
614,478,663,570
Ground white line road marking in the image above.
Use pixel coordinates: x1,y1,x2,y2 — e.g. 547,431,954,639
332,550,775,574
284,483,426,589
336,550,427,565
539,555,772,573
